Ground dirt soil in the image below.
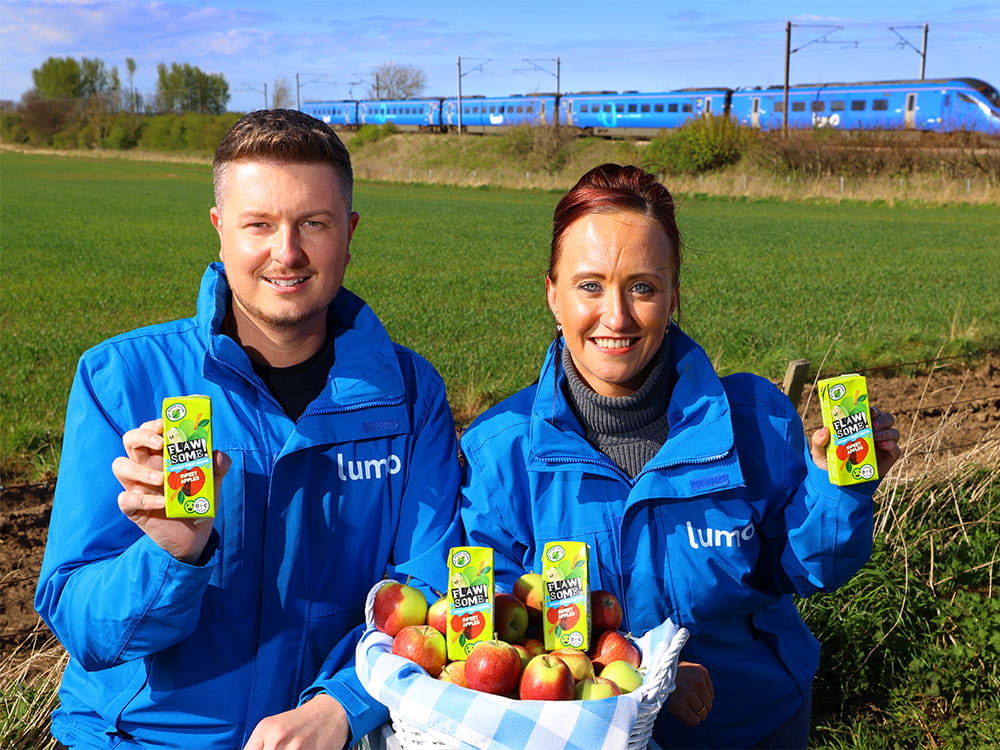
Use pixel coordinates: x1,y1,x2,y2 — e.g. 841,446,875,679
3,357,998,661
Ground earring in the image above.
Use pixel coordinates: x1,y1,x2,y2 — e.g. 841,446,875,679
556,324,562,332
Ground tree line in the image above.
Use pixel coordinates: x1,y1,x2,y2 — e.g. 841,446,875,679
2,56,427,151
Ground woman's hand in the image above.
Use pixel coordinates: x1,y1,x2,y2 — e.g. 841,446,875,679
666,661,715,727
810,406,901,478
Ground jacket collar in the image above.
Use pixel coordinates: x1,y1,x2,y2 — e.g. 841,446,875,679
527,326,743,490
196,262,406,408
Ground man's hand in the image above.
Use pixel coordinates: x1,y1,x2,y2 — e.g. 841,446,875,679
810,406,901,479
113,418,230,564
243,694,350,750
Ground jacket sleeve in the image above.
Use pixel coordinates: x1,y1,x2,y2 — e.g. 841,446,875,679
303,355,462,741
34,352,215,671
752,383,877,597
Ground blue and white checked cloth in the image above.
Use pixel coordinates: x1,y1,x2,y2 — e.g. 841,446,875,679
355,612,687,750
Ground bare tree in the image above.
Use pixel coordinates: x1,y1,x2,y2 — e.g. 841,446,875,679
366,62,426,100
272,76,293,109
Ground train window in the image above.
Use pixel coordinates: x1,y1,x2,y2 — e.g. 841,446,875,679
811,101,824,112
792,101,805,112
527,105,534,113
604,104,612,112
851,100,866,111
626,104,635,113
641,104,650,113
943,95,950,107
668,103,678,112
580,104,588,113
489,106,496,113
831,101,845,111
516,105,523,113
682,104,692,113
655,104,664,112
872,99,888,111
774,102,784,113
616,104,624,113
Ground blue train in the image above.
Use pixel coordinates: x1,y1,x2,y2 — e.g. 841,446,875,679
300,77,1000,136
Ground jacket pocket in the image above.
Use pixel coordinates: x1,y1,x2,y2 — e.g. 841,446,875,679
750,599,819,694
200,451,247,620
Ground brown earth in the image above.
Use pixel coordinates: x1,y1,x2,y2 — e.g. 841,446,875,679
2,357,998,661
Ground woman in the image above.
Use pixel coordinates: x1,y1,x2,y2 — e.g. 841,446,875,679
460,164,901,748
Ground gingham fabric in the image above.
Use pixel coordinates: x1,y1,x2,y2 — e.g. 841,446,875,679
355,615,686,750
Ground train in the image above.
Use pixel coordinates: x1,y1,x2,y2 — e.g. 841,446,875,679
300,77,1000,136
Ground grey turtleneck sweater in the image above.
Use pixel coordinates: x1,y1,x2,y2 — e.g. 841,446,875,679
561,342,673,478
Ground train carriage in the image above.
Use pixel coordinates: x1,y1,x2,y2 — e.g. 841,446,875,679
443,94,559,133
560,89,731,136
358,98,445,131
729,78,1000,134
299,100,359,129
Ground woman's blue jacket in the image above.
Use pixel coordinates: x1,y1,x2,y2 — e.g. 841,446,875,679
35,263,461,749
460,327,876,748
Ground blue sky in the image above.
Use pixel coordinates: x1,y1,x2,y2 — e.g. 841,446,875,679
1,0,998,112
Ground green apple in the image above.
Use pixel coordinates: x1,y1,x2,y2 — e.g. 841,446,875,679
600,660,643,694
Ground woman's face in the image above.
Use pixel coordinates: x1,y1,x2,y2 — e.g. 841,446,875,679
546,210,678,397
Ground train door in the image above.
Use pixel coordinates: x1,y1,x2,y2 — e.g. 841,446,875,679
905,93,917,129
704,97,713,117
751,97,760,128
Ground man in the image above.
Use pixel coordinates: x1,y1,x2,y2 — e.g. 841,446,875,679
35,109,460,749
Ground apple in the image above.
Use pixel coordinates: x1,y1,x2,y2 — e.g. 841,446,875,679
465,639,523,696
519,654,576,701
575,675,622,700
373,581,428,637
513,572,545,624
550,647,595,682
590,630,641,671
494,592,529,643
392,625,447,678
590,590,624,633
427,595,448,635
600,660,643,694
438,660,468,687
522,637,546,658
513,643,532,670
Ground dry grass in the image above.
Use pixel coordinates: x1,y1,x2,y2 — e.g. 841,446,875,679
1,620,64,750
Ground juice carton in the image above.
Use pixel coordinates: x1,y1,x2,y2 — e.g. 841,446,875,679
818,374,879,486
162,395,215,519
446,546,494,660
541,541,590,652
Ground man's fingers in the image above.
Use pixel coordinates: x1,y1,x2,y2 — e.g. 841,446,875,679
123,419,164,462
117,489,166,515
112,455,164,491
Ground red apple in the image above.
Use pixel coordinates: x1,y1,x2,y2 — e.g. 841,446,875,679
392,625,447,678
438,660,468,687
373,581,428,637
590,590,623,634
464,639,522,696
519,654,576,701
513,572,545,624
550,647,595,683
494,592,529,644
590,630,641,671
600,660,643,694
522,637,545,658
575,675,623,700
427,596,448,635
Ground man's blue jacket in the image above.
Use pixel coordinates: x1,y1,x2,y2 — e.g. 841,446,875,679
36,263,461,749
460,327,877,748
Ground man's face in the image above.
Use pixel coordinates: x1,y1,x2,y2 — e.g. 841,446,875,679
210,159,358,339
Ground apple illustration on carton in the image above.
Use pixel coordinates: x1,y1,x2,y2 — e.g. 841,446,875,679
374,581,428,637
465,639,522,696
392,625,447,678
519,654,576,701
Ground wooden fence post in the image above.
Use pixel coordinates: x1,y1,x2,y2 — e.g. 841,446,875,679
782,359,810,408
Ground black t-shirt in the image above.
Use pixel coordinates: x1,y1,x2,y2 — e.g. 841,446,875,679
251,333,335,421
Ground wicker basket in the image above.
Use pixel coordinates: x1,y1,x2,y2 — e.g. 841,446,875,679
359,580,689,750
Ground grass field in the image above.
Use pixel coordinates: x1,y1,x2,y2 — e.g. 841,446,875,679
2,151,999,477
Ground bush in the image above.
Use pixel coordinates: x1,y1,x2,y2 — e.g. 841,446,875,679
500,124,575,174
351,122,399,148
643,115,753,175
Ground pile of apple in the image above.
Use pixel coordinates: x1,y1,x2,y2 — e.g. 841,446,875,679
373,574,644,701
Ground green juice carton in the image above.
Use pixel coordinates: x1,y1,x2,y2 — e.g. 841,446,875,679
162,395,215,518
818,374,879,486
542,541,591,652
446,546,494,660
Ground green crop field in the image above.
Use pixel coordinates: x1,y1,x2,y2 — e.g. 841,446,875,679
2,151,999,477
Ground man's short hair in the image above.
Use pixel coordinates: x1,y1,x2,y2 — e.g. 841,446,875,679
213,109,354,208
